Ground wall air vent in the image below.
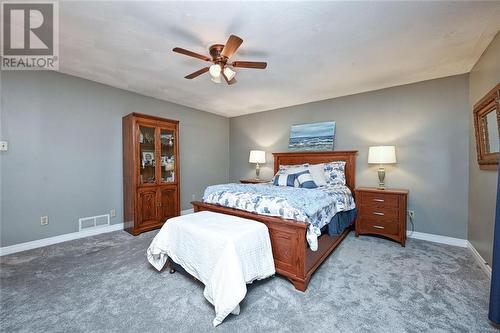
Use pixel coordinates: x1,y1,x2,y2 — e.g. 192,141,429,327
79,214,110,232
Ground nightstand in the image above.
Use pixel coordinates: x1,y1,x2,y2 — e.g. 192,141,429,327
240,178,270,184
355,187,409,246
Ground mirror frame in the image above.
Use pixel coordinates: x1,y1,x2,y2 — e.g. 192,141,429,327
473,83,500,170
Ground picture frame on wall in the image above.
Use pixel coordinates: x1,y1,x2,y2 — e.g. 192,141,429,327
288,121,336,152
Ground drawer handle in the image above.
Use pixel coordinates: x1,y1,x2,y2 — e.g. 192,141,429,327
373,198,385,202
373,212,385,216
373,225,385,229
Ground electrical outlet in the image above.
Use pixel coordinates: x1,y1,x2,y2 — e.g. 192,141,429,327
408,210,415,220
110,209,116,218
40,216,49,226
0,141,8,152
192,194,196,201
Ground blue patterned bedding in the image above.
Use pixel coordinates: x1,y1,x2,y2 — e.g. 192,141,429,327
202,183,355,251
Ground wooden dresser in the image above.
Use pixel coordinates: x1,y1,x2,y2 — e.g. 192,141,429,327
355,187,408,246
123,113,180,235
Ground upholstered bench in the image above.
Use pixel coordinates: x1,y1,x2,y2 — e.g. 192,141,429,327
147,211,275,326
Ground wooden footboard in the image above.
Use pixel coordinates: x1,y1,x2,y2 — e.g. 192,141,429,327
192,201,351,291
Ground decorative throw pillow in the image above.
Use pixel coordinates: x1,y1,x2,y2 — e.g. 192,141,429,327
295,170,318,189
308,163,328,186
323,161,346,185
272,173,297,187
272,163,309,187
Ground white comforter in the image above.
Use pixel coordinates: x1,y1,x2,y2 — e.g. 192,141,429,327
147,211,275,326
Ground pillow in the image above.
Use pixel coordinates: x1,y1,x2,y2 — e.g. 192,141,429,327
272,173,297,187
295,170,318,189
323,161,346,185
272,163,309,187
278,163,309,174
308,163,328,186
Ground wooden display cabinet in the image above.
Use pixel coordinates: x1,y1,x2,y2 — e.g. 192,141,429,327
123,113,180,235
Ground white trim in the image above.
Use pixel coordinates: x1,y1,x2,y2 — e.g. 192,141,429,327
1,210,194,257
181,208,194,215
467,241,492,278
406,232,492,279
0,218,478,262
407,231,467,247
0,223,124,257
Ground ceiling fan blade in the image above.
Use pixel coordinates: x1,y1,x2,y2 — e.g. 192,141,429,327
232,61,267,69
222,71,237,85
173,47,211,62
221,35,243,58
184,67,209,79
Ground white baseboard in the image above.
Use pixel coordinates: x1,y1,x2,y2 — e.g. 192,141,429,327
466,241,492,278
1,210,195,257
407,231,468,247
181,208,194,215
0,223,124,257
406,231,491,279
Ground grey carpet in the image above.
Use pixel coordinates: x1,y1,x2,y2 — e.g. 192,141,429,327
0,230,496,332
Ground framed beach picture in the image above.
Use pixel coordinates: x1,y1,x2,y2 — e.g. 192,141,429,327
288,121,336,152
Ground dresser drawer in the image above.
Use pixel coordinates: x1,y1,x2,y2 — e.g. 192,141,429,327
361,192,399,208
357,216,399,235
359,206,399,220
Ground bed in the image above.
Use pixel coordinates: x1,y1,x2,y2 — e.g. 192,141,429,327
192,151,357,292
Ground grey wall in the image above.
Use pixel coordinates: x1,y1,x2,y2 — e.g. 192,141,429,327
230,74,470,239
468,32,500,265
0,60,484,248
0,71,229,247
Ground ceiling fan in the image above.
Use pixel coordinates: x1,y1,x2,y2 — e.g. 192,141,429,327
172,35,267,85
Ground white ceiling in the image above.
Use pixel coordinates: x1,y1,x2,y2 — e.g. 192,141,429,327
59,1,500,117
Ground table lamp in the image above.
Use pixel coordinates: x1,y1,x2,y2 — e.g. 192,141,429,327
368,146,397,189
249,150,266,179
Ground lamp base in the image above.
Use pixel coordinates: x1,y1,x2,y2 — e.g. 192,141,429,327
255,163,260,180
377,166,386,190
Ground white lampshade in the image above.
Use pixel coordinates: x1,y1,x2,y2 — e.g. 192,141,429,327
249,150,266,164
223,67,236,81
368,146,397,164
211,75,222,84
209,64,221,78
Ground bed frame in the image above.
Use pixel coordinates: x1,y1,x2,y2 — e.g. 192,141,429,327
192,151,357,292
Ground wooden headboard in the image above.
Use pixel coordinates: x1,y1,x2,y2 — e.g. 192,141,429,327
272,151,358,190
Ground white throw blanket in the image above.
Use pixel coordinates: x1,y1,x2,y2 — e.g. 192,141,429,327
147,211,275,326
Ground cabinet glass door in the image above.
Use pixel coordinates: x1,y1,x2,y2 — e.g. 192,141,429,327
139,125,156,184
160,128,176,183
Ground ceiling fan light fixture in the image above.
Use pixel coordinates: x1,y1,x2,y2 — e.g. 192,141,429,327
209,64,222,78
211,76,222,84
173,34,267,85
223,67,236,81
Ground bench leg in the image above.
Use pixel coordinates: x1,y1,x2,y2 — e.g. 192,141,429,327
168,259,176,274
